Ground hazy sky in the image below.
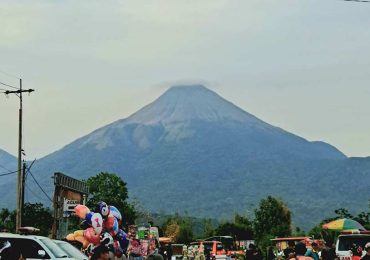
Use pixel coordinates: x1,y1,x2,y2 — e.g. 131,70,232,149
1,0,369,160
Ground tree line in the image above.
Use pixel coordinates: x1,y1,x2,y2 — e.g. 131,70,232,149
0,172,369,250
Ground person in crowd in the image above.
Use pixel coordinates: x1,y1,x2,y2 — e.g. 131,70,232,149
166,243,173,260
362,243,370,260
294,242,313,260
305,242,319,260
320,240,336,260
245,243,263,260
350,244,363,260
91,245,110,260
284,241,296,259
295,242,307,257
267,246,276,260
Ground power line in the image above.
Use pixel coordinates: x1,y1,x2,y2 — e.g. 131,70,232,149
0,81,18,90
24,159,36,180
28,170,53,202
0,170,18,177
0,70,20,80
0,164,12,172
24,181,45,202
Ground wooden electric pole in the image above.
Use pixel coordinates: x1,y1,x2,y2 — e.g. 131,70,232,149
5,79,34,231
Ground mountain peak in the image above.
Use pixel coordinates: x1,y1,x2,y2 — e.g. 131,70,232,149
164,84,210,94
160,84,220,101
126,84,262,125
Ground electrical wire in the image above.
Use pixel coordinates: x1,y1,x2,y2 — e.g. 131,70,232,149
0,164,12,172
25,181,46,202
0,81,18,90
0,169,18,177
28,170,53,202
0,70,20,80
24,159,36,179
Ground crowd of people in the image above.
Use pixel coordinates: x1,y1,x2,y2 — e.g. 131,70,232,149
262,241,370,260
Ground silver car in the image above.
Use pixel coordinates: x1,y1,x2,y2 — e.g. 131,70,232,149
53,240,88,260
0,232,73,259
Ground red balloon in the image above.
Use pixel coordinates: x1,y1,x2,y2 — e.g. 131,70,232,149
84,227,100,245
105,214,115,230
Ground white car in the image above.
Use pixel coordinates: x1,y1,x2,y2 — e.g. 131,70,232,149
0,232,74,259
53,240,88,260
336,231,370,260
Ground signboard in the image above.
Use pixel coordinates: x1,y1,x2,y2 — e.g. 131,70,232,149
52,172,89,239
63,199,78,212
54,172,89,194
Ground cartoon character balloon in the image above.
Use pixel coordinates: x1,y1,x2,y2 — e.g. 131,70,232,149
70,202,128,257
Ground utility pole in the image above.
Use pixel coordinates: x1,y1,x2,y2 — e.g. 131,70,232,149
5,79,34,231
21,162,26,222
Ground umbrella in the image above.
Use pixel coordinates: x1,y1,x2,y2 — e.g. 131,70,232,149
322,218,366,231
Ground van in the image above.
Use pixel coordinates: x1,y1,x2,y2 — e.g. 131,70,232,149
0,233,74,259
336,231,370,260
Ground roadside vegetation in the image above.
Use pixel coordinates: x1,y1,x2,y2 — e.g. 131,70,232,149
0,172,368,250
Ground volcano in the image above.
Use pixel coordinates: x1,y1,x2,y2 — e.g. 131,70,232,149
1,85,368,230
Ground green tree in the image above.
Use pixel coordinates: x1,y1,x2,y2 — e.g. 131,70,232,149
334,208,354,219
22,203,53,236
86,172,137,227
0,204,53,236
253,196,292,249
163,215,194,244
202,218,215,238
0,208,16,232
214,214,253,240
234,213,254,239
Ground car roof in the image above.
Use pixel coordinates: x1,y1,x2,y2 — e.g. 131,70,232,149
54,240,69,244
339,234,370,237
0,233,25,238
0,233,49,240
191,241,221,244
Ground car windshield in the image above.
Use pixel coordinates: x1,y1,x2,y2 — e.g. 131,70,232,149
39,238,68,258
217,244,224,250
203,243,213,252
55,241,88,260
338,236,370,251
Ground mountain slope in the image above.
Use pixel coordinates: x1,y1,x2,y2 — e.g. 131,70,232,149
45,85,345,166
1,85,366,230
0,149,16,171
0,149,17,207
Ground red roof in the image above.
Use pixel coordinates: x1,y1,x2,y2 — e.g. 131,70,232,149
271,237,311,241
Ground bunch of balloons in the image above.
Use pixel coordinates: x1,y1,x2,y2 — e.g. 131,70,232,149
66,201,129,257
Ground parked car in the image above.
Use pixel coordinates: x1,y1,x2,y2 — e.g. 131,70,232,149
204,236,245,258
0,232,74,259
190,241,227,260
336,230,370,260
170,244,184,260
54,240,88,260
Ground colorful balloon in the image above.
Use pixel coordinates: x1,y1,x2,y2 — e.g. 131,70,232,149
109,206,122,221
66,230,89,248
74,204,90,219
91,213,103,235
96,201,110,218
84,227,100,245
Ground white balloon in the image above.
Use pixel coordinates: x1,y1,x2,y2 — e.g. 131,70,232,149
91,213,103,235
